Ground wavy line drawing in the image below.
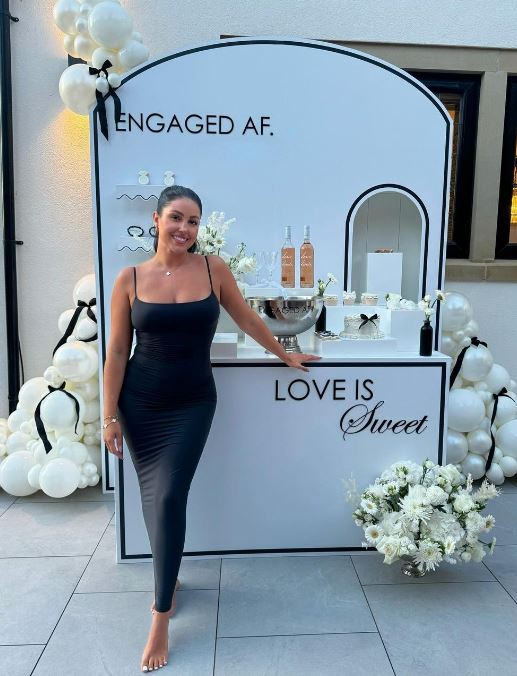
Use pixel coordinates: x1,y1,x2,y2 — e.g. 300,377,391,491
116,194,159,200
117,245,153,252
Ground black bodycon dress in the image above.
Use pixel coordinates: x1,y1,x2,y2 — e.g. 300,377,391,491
117,255,220,612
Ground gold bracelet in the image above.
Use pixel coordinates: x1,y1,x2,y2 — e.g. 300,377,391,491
103,417,119,429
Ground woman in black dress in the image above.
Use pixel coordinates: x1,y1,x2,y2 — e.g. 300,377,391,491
102,185,320,672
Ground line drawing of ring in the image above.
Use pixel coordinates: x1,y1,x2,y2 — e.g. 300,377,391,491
127,225,145,237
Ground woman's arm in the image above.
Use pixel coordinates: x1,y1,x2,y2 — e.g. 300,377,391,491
209,255,321,372
103,267,133,458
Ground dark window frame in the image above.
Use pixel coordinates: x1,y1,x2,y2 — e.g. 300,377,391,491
406,71,480,259
496,75,517,259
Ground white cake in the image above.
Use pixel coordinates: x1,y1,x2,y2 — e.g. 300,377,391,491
340,313,384,339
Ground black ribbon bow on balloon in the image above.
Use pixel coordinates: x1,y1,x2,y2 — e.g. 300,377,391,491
449,336,488,389
53,297,97,356
485,386,516,471
89,60,122,141
34,382,81,454
359,313,378,329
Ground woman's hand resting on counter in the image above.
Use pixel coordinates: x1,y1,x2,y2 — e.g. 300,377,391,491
282,352,321,372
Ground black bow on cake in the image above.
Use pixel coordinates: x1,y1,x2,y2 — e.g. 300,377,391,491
34,382,81,454
53,297,97,356
89,60,122,141
359,313,378,329
485,386,516,471
449,336,488,389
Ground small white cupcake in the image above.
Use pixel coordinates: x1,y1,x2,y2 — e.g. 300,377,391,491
361,292,378,306
343,291,356,305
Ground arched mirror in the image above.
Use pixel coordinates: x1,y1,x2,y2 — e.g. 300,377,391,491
349,189,427,303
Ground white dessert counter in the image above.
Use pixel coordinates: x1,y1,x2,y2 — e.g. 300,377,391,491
117,338,450,560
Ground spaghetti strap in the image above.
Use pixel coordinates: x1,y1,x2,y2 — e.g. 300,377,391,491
133,266,138,299
204,255,213,292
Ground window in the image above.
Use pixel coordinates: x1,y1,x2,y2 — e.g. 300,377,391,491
406,72,481,259
497,75,517,258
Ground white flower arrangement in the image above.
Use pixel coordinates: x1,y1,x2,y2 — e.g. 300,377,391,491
418,289,446,317
347,459,499,573
196,211,256,278
317,272,338,296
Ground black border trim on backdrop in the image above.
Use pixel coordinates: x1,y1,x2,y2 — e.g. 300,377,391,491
90,38,451,555
116,359,447,560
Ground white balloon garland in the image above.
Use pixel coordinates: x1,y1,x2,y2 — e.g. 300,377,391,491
53,0,150,116
443,291,517,484
0,274,102,497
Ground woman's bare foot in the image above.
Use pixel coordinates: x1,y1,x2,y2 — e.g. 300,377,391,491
141,611,170,672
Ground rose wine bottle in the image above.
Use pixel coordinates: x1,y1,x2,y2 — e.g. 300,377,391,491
281,226,295,287
300,225,314,287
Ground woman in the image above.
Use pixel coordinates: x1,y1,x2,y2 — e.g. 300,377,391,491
103,185,320,672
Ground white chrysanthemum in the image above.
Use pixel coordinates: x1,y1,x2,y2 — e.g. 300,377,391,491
360,498,378,515
453,493,475,513
461,550,472,562
436,290,446,302
473,479,500,502
483,515,496,531
398,496,433,523
364,524,384,544
465,511,485,535
442,536,456,556
327,272,337,283
414,540,443,571
469,542,486,562
426,486,448,506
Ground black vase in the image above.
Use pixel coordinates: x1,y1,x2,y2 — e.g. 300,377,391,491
419,317,433,356
315,302,326,332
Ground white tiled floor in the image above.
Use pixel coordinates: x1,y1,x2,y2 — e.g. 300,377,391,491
1,478,517,676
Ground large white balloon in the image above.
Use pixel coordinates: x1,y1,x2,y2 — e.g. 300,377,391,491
463,319,480,338
58,64,96,115
7,408,30,433
118,39,149,70
73,274,96,305
81,399,100,423
88,1,133,49
91,47,122,72
74,33,97,61
75,316,97,340
495,420,517,460
5,431,31,454
446,430,469,463
63,33,79,58
53,342,98,382
39,458,81,498
53,0,81,34
460,345,493,382
58,308,75,335
40,390,85,430
68,378,99,401
18,377,49,414
0,451,37,496
460,453,486,480
484,364,511,394
500,455,517,477
448,389,485,433
467,429,492,455
442,292,473,332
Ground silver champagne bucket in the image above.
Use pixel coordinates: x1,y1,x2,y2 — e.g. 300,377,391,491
246,295,324,353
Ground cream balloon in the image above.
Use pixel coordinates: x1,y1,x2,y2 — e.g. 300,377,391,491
495,420,517,459
18,377,50,414
72,274,96,305
86,444,102,474
75,316,97,340
463,319,480,337
446,430,469,464
27,463,42,489
118,39,149,71
82,399,100,424
87,472,100,486
466,429,491,455
53,0,80,34
7,408,30,432
500,455,517,477
40,390,85,430
39,458,81,498
5,431,31,454
484,364,511,394
58,308,76,336
53,342,98,382
486,395,517,426
460,345,493,382
68,378,99,402
91,47,122,72
88,1,133,49
43,366,63,388
63,33,79,58
485,463,505,485
74,33,97,61
448,389,485,433
440,334,458,358
53,420,85,442
460,453,486,480
442,292,473,332
58,64,97,115
0,451,37,496
59,441,89,464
